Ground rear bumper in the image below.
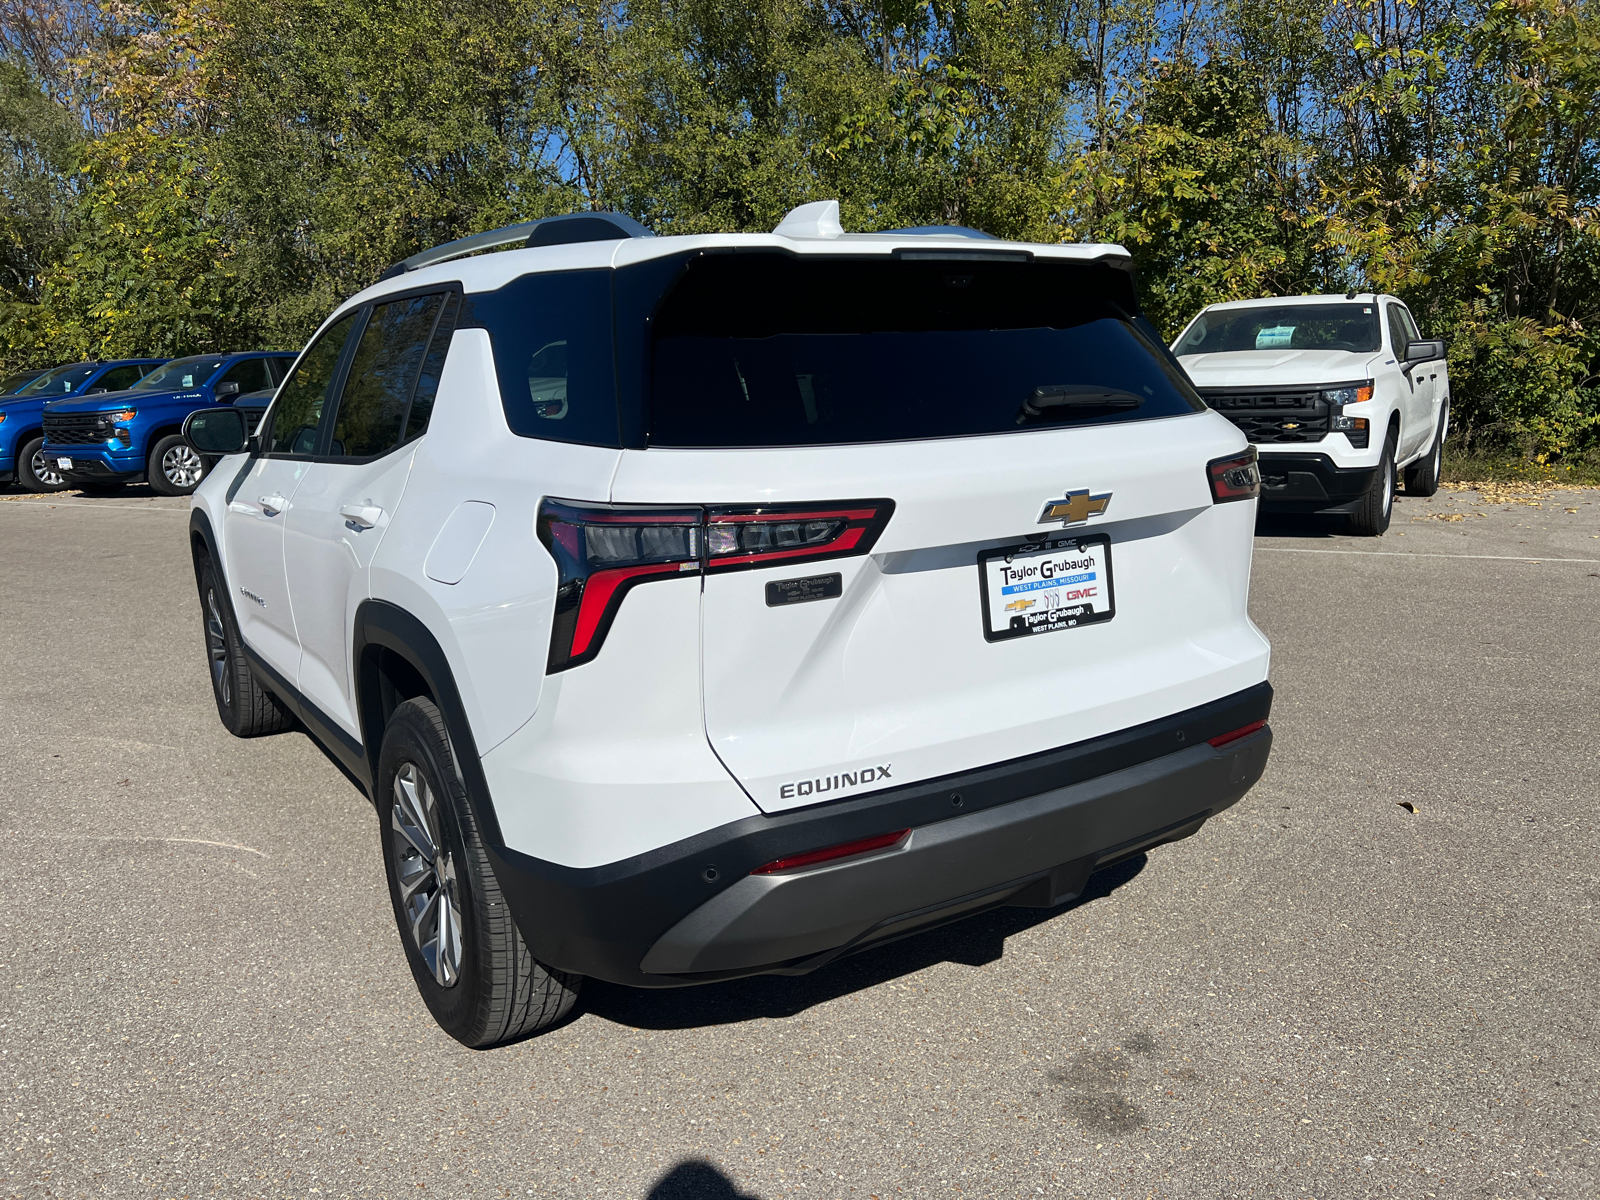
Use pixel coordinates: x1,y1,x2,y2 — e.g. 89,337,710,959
1256,451,1376,513
488,682,1273,987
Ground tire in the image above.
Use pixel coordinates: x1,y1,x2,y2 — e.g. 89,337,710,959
1348,428,1396,536
378,698,581,1047
16,436,70,492
148,433,208,496
197,555,294,737
1404,402,1448,497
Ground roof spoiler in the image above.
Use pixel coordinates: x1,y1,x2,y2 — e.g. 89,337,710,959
378,212,653,282
771,200,997,241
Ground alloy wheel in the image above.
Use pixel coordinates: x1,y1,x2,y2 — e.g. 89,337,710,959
390,762,463,987
1382,461,1393,516
30,447,64,488
205,586,232,708
162,444,205,489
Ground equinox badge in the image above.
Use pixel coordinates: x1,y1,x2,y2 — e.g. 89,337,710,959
1039,489,1112,526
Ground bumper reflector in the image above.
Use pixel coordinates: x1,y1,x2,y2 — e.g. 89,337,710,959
1208,719,1266,748
751,828,911,875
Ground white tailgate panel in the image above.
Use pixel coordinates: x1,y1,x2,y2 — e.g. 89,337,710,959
611,411,1270,813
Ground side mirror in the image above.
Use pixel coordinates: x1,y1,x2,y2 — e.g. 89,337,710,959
184,406,248,456
215,381,241,397
1406,339,1446,364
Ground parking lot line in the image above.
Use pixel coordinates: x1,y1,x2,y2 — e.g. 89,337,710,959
1257,546,1600,564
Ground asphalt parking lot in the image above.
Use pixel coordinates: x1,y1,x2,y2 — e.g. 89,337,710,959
3,482,1598,1199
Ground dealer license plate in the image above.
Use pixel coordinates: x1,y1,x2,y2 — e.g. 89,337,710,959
56,458,72,470
978,533,1115,642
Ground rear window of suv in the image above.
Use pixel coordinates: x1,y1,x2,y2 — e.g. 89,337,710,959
645,254,1202,448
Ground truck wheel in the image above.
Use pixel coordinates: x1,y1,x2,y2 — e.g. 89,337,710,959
1404,403,1447,497
379,697,582,1047
149,434,207,496
17,437,70,492
197,555,294,737
1348,430,1396,536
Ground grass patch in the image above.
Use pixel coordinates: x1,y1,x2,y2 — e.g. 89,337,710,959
1442,444,1600,487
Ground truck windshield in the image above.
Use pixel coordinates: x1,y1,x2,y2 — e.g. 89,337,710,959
646,255,1202,448
135,356,228,391
1175,304,1380,355
18,363,96,395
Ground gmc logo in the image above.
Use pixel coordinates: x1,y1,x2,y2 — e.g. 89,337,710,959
780,764,891,801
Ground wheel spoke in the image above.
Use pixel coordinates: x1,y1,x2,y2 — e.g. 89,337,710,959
409,887,441,959
395,854,434,906
390,767,436,860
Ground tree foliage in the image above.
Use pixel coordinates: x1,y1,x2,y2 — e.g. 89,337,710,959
2,0,1597,455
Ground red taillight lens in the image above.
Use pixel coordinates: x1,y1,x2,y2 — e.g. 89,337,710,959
536,498,895,671
1207,446,1261,503
704,502,894,572
1207,719,1266,748
751,828,910,875
537,501,702,671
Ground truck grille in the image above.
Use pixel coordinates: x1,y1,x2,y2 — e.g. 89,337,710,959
1199,389,1329,444
43,412,114,446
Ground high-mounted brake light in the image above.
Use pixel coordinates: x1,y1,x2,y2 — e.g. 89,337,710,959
1207,446,1261,503
1208,719,1266,748
536,498,894,671
750,828,911,875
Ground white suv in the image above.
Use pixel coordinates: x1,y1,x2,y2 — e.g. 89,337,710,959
1172,294,1450,534
183,202,1275,1047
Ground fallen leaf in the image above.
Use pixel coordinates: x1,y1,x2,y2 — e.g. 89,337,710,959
1396,801,1418,814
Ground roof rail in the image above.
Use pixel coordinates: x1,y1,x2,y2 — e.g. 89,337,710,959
378,212,653,282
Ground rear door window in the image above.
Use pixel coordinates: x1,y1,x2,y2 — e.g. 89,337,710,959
218,357,274,395
326,291,450,459
404,293,459,443
645,255,1201,448
95,365,144,391
268,312,359,456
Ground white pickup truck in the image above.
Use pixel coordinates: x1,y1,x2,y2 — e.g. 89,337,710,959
1172,293,1449,535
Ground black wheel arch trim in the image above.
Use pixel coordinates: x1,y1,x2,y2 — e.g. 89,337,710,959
352,599,506,847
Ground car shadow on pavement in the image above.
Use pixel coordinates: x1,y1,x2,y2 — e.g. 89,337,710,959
579,854,1148,1032
1254,511,1349,539
644,1159,760,1199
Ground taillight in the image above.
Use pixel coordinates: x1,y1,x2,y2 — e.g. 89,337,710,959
536,498,894,671
750,828,910,875
704,502,893,573
537,501,703,671
1207,446,1260,503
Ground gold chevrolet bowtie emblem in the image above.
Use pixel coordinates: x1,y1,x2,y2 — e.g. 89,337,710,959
1039,489,1112,526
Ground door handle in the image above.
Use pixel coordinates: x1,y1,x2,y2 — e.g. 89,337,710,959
340,503,383,529
259,494,287,516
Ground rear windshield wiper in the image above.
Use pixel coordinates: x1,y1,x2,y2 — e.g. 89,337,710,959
1016,384,1144,424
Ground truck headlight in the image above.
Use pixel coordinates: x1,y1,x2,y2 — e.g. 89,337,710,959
1323,383,1373,447
1322,384,1373,406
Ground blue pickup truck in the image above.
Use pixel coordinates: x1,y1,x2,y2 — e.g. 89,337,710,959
2,359,166,491
42,351,295,495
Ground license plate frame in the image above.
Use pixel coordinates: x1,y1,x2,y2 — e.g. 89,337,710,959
977,533,1115,643
56,457,72,470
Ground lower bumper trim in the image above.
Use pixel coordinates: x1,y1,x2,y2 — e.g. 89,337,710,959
638,731,1269,978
